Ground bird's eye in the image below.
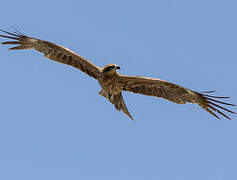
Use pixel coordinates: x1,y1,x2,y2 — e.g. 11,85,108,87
104,66,115,72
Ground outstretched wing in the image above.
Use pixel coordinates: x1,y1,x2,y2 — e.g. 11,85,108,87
118,75,235,120
0,30,101,79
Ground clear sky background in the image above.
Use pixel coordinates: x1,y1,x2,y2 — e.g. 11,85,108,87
0,0,236,180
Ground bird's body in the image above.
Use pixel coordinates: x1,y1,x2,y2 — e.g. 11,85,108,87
98,65,133,119
99,66,123,96
0,29,235,120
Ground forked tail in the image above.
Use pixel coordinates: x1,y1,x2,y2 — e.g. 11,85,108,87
99,90,133,120
114,93,134,120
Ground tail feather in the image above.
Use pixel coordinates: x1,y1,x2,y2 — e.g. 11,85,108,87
114,93,134,120
99,90,133,120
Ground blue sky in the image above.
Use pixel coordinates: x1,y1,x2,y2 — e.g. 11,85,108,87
0,0,237,179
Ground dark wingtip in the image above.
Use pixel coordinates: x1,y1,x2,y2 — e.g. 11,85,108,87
199,91,236,120
0,34,19,40
200,90,216,94
12,27,25,36
0,29,23,37
2,41,22,45
0,28,27,50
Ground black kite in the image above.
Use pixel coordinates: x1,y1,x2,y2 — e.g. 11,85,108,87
0,30,235,120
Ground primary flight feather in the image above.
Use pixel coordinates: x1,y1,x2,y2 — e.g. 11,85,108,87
0,29,235,120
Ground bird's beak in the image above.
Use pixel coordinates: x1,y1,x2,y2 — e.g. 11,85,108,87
116,66,120,70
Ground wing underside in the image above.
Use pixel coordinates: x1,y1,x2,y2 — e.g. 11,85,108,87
0,29,101,79
119,75,235,119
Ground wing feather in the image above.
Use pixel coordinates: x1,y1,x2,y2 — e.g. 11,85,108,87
119,75,235,119
0,30,101,79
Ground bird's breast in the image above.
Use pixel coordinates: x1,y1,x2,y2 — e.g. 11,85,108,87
98,75,123,95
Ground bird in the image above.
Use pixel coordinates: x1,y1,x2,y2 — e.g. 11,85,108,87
0,29,235,120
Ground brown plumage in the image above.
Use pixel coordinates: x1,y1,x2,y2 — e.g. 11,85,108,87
0,29,235,120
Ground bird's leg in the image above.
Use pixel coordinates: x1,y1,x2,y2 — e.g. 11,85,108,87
109,94,115,102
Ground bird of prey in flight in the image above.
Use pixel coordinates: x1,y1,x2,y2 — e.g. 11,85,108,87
0,29,235,120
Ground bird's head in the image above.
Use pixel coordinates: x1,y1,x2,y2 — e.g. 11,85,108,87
102,64,120,74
